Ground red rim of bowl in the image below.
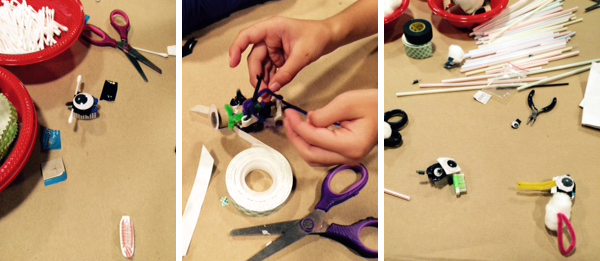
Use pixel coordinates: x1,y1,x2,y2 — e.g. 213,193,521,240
0,67,38,193
428,0,509,23
384,0,411,25
0,0,85,66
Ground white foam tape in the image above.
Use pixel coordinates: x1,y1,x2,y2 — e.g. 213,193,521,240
167,45,177,56
474,91,492,104
226,129,293,216
181,146,214,257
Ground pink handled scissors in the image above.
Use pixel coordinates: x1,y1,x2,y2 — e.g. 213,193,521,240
81,10,162,82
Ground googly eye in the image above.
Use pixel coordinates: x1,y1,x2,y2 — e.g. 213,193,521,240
437,157,461,175
73,93,94,110
556,176,574,193
434,167,444,177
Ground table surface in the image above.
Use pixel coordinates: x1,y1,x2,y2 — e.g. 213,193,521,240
182,0,378,260
384,0,600,260
0,0,176,259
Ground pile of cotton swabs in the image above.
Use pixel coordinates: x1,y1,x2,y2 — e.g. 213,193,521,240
397,0,598,97
0,0,68,54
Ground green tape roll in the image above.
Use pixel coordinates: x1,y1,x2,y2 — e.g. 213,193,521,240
402,35,433,59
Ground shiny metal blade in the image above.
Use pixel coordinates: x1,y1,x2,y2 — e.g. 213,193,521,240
230,220,301,236
248,225,308,261
125,53,148,82
127,48,162,74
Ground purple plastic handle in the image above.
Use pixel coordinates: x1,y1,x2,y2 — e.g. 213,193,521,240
315,164,369,211
81,24,117,47
110,10,130,41
322,217,378,258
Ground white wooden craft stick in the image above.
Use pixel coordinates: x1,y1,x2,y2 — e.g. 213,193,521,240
488,0,554,43
419,77,546,88
517,65,592,91
384,189,411,201
134,47,168,58
397,84,523,97
452,58,600,83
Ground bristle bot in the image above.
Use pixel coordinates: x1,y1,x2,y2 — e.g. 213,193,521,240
418,157,467,196
66,92,99,120
517,175,577,257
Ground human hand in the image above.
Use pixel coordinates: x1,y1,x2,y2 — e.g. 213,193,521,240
284,89,377,166
229,17,338,100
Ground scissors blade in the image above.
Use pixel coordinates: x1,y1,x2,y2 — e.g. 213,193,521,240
248,225,309,261
127,48,162,74
125,53,148,82
230,220,301,236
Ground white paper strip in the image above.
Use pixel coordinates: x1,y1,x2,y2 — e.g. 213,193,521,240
181,146,215,257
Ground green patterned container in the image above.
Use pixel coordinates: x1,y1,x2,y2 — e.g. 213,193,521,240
402,35,433,59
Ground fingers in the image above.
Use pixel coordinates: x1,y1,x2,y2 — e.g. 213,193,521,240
229,21,270,68
247,43,268,88
268,48,311,92
285,110,358,156
284,116,360,166
308,90,373,127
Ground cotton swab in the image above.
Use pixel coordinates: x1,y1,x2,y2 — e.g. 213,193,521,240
133,47,169,58
517,65,592,91
384,188,411,201
68,75,82,124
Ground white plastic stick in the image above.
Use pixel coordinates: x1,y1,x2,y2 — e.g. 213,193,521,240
397,84,522,97
134,47,168,58
487,0,554,43
419,77,546,88
474,0,549,33
68,75,82,124
473,7,577,36
464,48,568,75
517,65,592,91
472,0,529,33
462,43,568,71
384,189,411,201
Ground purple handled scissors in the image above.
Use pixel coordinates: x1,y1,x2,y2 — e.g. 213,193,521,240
81,10,162,82
230,164,377,260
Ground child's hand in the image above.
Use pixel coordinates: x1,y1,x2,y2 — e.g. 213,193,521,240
284,89,377,166
229,17,337,101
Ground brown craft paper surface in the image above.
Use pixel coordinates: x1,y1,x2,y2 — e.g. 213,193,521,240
0,0,176,259
183,0,378,260
385,0,600,260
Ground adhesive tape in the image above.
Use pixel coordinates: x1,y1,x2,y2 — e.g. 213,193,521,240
226,129,294,216
402,19,433,59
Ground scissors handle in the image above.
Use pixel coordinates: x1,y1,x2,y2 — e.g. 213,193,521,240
110,9,130,41
315,164,369,212
322,217,378,258
81,24,117,47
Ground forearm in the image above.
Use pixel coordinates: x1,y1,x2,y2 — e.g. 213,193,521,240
324,0,378,52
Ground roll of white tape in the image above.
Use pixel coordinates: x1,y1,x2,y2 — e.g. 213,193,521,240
226,145,294,216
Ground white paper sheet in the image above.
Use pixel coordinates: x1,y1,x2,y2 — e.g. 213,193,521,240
180,146,214,257
581,63,600,129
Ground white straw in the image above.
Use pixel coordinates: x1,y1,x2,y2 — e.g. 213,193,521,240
384,189,411,201
397,84,524,97
419,77,546,88
487,0,554,43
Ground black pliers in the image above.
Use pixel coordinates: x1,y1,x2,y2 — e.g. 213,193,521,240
527,90,557,126
586,0,600,12
384,109,408,148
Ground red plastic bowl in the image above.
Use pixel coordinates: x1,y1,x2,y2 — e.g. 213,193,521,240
428,0,509,29
384,0,411,25
0,0,85,66
0,67,38,193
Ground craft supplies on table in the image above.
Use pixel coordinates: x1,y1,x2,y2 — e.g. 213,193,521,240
81,10,162,82
230,164,377,260
402,19,434,59
225,129,293,217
